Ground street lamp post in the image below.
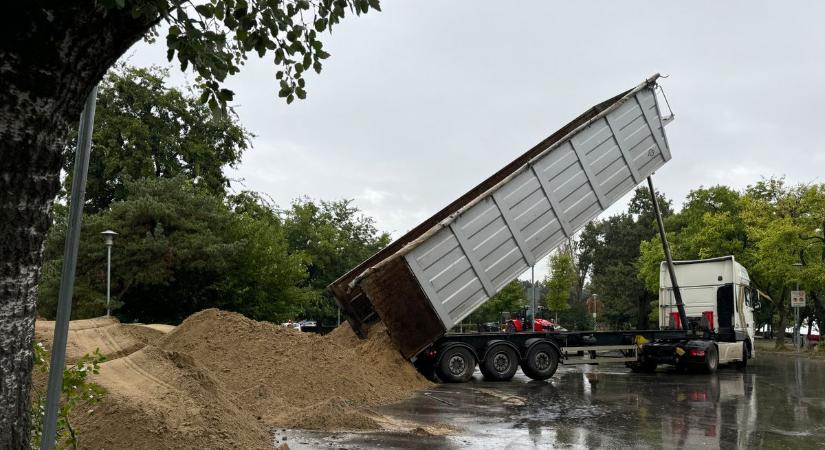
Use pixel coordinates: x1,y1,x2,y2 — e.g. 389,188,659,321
592,294,598,331
792,262,803,351
101,230,118,316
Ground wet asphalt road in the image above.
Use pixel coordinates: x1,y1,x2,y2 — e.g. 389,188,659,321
284,351,825,449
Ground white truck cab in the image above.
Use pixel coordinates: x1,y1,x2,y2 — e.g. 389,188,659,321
658,256,756,364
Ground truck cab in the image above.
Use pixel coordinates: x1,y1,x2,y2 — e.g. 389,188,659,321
650,256,755,369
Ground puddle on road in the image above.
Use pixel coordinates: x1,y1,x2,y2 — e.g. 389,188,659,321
280,353,825,449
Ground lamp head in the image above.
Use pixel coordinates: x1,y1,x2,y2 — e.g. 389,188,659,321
101,230,118,246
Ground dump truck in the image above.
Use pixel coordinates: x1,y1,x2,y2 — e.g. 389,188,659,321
330,74,749,382
638,256,758,373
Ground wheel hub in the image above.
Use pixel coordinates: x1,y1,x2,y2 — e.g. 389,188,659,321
535,351,551,370
493,352,510,372
448,355,466,375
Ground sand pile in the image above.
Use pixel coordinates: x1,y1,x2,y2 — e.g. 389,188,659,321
56,309,432,449
75,346,269,450
157,309,432,427
35,316,169,363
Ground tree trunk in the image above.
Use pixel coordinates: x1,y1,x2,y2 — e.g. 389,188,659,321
637,291,650,330
0,4,158,447
774,293,788,349
810,291,825,337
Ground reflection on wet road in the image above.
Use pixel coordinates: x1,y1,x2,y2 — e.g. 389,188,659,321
286,352,825,449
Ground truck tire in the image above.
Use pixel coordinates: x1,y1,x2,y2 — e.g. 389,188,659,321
480,345,519,381
703,344,719,374
437,346,476,383
733,342,748,370
521,343,559,381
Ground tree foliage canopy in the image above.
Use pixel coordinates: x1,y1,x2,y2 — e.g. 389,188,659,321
466,280,527,325
282,198,391,321
119,0,381,109
544,246,576,316
66,65,251,212
39,177,310,323
637,179,825,345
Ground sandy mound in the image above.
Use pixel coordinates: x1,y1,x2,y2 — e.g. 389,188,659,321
35,316,171,363
77,346,268,449
52,309,432,449
158,309,432,427
281,397,384,430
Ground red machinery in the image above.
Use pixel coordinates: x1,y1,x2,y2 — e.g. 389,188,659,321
502,306,559,332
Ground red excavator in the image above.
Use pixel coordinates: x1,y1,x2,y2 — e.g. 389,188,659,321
502,306,561,332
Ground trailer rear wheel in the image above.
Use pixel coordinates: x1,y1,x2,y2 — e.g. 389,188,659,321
521,343,559,380
480,345,518,381
437,347,476,383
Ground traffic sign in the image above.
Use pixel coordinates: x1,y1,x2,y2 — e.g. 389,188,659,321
791,290,806,307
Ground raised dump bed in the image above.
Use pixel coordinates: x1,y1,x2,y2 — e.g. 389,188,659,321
330,74,673,358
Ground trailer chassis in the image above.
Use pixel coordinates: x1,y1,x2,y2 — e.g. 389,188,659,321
416,329,747,382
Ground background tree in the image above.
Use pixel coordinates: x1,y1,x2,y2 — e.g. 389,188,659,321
2,2,380,442
38,177,311,324
588,187,672,330
282,198,390,323
66,65,251,213
466,280,527,325
544,246,576,322
638,179,825,348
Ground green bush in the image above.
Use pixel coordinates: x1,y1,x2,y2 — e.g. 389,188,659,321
30,343,107,450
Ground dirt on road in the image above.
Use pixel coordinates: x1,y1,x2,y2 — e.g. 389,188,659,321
36,309,432,449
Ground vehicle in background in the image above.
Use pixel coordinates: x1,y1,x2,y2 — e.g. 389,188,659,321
282,321,301,331
299,320,318,333
502,306,559,332
634,256,758,373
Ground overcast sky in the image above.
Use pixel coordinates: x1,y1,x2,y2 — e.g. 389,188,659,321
127,1,825,279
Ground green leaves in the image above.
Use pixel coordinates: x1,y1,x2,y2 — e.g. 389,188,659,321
636,178,825,336
544,245,576,314
160,0,381,110
29,344,107,450
61,65,250,213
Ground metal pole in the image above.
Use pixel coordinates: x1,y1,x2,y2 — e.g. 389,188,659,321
593,294,598,331
337,305,341,326
795,281,800,351
41,85,98,450
647,176,687,332
531,265,536,331
105,244,112,316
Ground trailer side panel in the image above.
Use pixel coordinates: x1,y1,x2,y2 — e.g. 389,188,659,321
334,75,674,359
403,84,671,332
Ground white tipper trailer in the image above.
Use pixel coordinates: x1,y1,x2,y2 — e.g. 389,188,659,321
331,74,749,382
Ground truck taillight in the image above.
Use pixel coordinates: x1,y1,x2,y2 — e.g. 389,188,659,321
689,349,705,357
426,349,437,358
671,312,682,330
703,311,714,331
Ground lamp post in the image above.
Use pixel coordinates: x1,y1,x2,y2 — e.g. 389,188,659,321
101,230,118,316
792,262,803,351
592,294,598,331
